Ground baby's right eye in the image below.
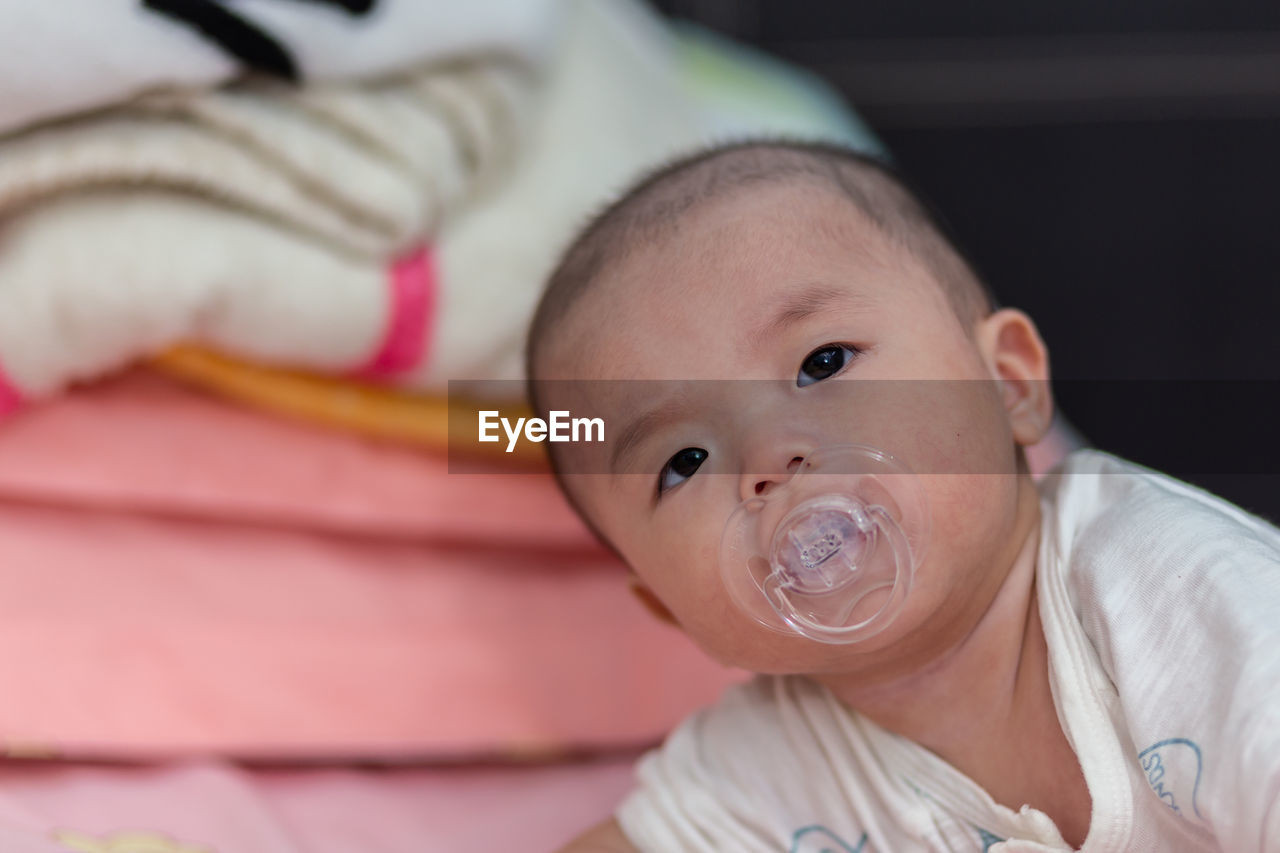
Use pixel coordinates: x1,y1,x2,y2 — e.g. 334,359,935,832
658,447,708,496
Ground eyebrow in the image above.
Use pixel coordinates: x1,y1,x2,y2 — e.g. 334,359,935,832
609,394,687,474
748,284,849,351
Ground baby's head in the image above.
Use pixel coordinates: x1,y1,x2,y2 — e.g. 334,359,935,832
526,141,1054,676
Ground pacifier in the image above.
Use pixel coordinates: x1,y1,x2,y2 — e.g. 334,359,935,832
719,444,929,644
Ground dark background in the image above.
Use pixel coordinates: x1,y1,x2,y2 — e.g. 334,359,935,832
656,0,1280,521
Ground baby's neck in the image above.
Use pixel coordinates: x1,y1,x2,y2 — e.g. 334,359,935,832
818,480,1043,745
812,475,1093,846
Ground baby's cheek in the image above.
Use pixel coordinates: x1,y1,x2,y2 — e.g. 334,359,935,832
645,537,733,624
627,527,706,596
927,383,1011,470
669,543,723,610
927,472,1020,560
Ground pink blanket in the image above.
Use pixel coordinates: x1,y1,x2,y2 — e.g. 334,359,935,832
0,371,739,759
0,756,635,853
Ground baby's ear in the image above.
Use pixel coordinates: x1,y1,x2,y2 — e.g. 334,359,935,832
974,308,1053,446
627,575,681,629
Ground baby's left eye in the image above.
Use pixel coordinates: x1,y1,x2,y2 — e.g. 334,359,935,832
797,344,858,387
658,447,708,496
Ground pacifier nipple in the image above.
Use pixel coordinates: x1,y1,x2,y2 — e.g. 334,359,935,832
774,501,872,593
720,445,928,644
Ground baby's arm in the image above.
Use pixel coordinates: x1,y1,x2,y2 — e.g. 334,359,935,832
556,818,640,853
1062,462,1280,849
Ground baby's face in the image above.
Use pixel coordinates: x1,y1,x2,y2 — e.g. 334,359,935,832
538,183,1044,675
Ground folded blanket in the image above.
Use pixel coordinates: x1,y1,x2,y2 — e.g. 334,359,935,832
0,0,879,412
0,371,740,759
0,758,636,853
0,52,526,397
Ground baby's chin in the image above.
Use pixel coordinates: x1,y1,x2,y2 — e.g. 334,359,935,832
687,612,923,676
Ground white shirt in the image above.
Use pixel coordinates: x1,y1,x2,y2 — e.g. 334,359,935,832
616,451,1280,852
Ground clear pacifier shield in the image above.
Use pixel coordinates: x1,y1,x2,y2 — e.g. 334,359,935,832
720,445,928,644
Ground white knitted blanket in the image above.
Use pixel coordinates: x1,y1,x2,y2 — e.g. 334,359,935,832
0,53,531,395
0,0,876,404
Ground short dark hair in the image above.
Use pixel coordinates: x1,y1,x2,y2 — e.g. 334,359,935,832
526,138,996,392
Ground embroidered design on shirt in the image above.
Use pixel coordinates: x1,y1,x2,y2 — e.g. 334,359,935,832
1138,737,1206,826
790,824,869,852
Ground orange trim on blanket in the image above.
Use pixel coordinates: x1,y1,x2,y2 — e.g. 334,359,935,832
149,346,547,468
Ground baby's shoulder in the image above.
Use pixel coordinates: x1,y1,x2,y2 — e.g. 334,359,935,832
1038,449,1280,690
1041,449,1280,588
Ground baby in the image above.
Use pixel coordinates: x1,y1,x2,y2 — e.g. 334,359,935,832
525,141,1280,852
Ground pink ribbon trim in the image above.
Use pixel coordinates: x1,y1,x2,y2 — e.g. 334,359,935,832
357,247,435,379
0,363,23,418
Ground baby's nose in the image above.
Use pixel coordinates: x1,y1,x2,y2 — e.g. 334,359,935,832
743,455,805,501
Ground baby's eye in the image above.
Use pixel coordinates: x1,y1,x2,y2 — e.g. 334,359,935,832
797,344,858,387
658,447,708,495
